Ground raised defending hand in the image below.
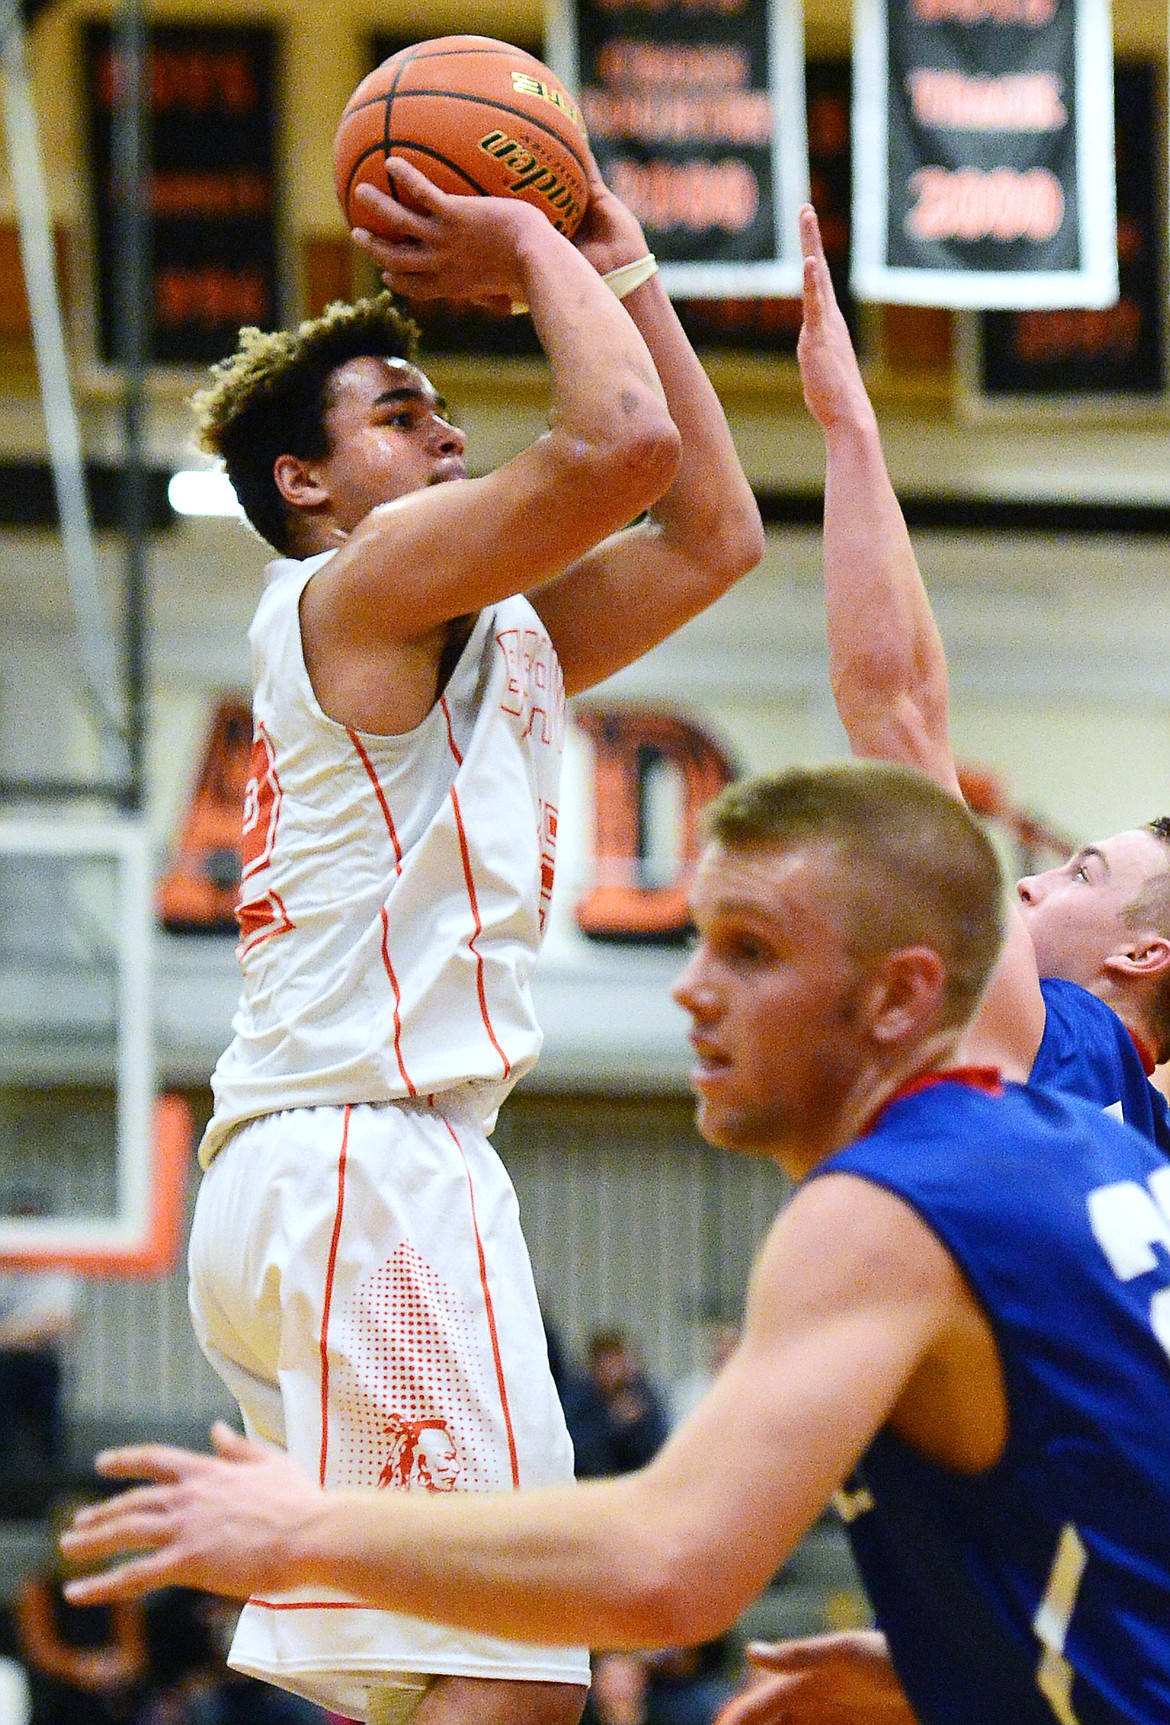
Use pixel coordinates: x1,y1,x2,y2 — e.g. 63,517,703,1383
58,1422,326,1605
349,160,551,310
795,206,876,437
713,1632,916,1725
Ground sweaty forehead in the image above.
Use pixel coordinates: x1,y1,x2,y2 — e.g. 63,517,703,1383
327,354,437,408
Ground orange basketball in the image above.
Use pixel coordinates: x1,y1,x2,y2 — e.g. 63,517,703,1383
333,36,590,238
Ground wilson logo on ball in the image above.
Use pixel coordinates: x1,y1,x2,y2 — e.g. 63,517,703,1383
478,132,585,230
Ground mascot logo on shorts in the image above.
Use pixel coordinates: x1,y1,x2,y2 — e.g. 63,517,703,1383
379,1414,462,1492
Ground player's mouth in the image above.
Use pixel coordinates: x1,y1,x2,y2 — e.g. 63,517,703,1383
429,458,467,484
688,1035,732,1091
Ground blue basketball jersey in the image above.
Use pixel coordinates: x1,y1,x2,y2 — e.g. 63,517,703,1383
1031,977,1170,1157
820,1075,1170,1725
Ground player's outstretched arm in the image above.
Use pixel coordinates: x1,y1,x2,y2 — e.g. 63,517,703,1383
526,159,765,693
714,1632,917,1725
798,206,956,793
800,205,1045,1077
62,1178,960,1655
311,163,680,649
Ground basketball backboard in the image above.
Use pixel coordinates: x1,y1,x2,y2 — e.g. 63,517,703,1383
0,817,190,1271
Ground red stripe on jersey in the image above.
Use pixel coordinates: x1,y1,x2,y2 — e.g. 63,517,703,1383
346,727,403,872
449,783,511,1081
318,1106,351,1486
380,906,417,1096
248,1597,367,1610
440,1111,520,1488
440,697,463,766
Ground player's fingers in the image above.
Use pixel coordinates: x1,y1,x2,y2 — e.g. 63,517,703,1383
745,1637,848,1676
62,1547,186,1606
384,157,451,213
799,202,823,263
209,1420,270,1462
61,1488,175,1554
350,191,430,246
712,1675,799,1725
89,1442,208,1486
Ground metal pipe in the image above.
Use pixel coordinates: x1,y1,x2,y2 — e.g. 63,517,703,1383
0,0,128,776
111,0,150,814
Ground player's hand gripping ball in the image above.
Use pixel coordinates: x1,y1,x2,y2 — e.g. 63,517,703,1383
333,36,590,238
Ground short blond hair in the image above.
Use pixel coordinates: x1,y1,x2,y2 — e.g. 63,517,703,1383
705,761,1005,1035
191,294,419,553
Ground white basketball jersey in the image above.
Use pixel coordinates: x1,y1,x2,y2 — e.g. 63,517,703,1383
200,552,565,1167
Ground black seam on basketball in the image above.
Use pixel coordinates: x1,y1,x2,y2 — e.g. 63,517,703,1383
381,140,490,196
383,39,428,157
380,90,588,180
345,143,393,212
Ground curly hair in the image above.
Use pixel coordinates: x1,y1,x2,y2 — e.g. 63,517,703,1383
190,295,420,554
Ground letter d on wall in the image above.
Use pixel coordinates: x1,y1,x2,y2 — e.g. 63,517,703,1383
575,707,736,944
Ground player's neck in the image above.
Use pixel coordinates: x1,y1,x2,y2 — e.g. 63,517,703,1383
785,1032,969,1180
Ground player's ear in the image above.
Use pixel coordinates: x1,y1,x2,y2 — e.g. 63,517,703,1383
1105,935,1170,980
862,946,949,1045
273,453,329,511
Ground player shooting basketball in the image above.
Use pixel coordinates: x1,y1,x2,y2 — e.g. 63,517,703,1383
66,760,1170,1725
165,149,762,1725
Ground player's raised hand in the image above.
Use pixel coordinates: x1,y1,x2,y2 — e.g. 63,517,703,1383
58,1421,325,1605
796,206,875,438
350,160,550,310
713,1631,916,1725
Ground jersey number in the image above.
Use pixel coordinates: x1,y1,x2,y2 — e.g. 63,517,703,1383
1087,1166,1170,1362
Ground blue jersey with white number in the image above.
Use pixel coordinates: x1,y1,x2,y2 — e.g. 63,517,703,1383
820,1075,1170,1725
1031,978,1170,1156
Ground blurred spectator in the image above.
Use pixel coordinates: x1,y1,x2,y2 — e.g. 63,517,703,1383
587,1642,735,1725
136,1593,326,1724
13,1494,147,1725
562,1328,669,1480
667,1324,741,1429
0,1204,80,1476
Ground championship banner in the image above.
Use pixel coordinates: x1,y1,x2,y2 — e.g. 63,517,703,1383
84,23,280,365
550,0,808,297
851,0,1117,309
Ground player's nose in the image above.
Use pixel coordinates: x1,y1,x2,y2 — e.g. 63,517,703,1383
673,951,716,1019
433,417,466,455
1017,871,1045,905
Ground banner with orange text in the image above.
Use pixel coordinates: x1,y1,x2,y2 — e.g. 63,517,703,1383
851,0,1117,309
551,0,808,296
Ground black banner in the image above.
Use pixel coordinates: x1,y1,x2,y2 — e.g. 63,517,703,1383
852,0,1116,308
553,0,807,296
980,63,1163,397
84,24,281,365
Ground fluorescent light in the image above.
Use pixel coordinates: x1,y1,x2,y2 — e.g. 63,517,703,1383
168,469,243,517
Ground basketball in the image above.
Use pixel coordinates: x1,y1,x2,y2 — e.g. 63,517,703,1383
333,36,590,239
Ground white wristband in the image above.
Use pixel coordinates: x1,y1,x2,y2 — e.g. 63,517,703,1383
510,252,658,317
602,254,658,298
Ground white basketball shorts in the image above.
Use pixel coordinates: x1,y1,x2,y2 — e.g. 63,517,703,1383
188,1095,590,1721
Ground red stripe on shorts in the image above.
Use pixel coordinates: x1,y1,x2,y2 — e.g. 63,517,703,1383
318,1105,351,1486
440,1111,520,1488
